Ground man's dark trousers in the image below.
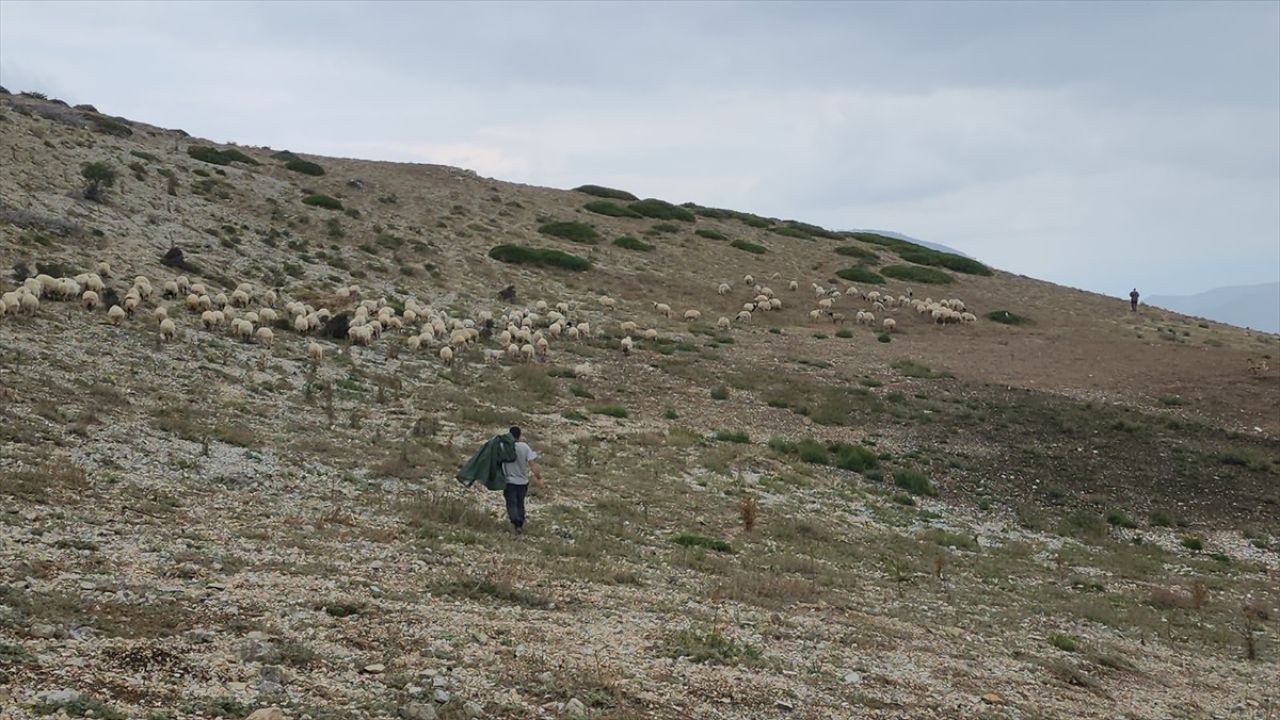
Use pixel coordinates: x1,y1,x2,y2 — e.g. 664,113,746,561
504,482,528,529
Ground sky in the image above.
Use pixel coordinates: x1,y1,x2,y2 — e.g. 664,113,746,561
2,1,1277,297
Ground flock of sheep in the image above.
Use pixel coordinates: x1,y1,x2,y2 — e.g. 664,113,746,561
0,263,977,372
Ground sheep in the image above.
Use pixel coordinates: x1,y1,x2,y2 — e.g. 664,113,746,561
654,302,673,318
743,274,754,285
566,326,580,341
555,302,570,314
818,298,833,311
259,308,277,324
185,294,201,312
854,311,867,325
573,362,593,377
215,292,229,308
743,303,756,312
96,261,112,278
643,328,658,340
520,343,536,362
598,295,617,308
883,318,897,333
231,289,251,308
153,306,169,323
262,290,277,308
190,283,206,296
769,298,782,310
683,309,702,321
831,312,846,324
620,320,639,335
577,322,591,338
57,278,81,300
535,337,550,359
198,295,213,311
621,336,634,356
201,310,218,329
717,283,731,296
717,316,731,330
873,301,885,313
293,315,310,333
436,341,452,363
866,291,881,303
789,280,799,291
82,290,99,310
348,325,372,346
308,342,324,363
19,292,38,314
159,318,177,341
108,305,126,324
162,280,180,298
124,294,141,315
960,312,977,324
863,312,876,326
547,323,562,339
810,309,822,321
406,335,422,351
736,310,752,323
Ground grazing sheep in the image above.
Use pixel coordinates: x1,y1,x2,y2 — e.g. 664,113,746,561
621,336,634,355
683,309,702,321
123,295,140,315
863,312,876,326
566,326,580,341
573,362,593,377
293,314,310,333
214,292,229,308
201,310,218,329
743,303,756,312
20,292,38,314
873,301,885,313
769,298,782,310
535,337,549,359
577,322,591,338
598,295,617,308
262,290,277,307
743,274,754,285
736,310,752,323
108,305,126,324
643,328,658,340
717,316,731,330
81,290,99,310
620,320,639,335
556,302,570,313
818,298,833,311
654,302,672,318
190,283,206,296
960,312,977,324
96,261,112,278
810,310,821,321
717,283,731,295
883,318,896,333
520,343,536,361
789,280,799,291
162,280,179,298
831,312,846,324
185,293,201,312
305,342,323,363
159,318,177,341
153,306,169,323
406,335,422,351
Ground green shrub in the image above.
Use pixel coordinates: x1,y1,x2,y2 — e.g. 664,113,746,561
881,264,954,284
663,408,678,420
893,469,936,497
658,628,757,665
781,220,840,239
1050,634,1080,652
648,222,681,234
613,235,653,252
986,310,1031,325
584,200,642,218
284,157,325,176
271,150,300,161
730,239,767,254
714,430,750,444
591,404,628,418
877,333,891,343
488,244,590,271
538,221,600,244
830,442,878,472
710,385,729,400
1181,535,1205,551
302,194,343,210
895,246,991,276
573,184,638,201
1105,510,1138,529
695,228,728,240
835,245,879,261
1147,510,1176,527
836,266,886,284
769,225,812,239
187,145,258,166
892,360,946,378
672,533,733,553
628,199,695,222
80,161,117,202
1059,510,1107,540
835,328,853,338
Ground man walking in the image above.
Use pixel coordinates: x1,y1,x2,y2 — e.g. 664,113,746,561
502,426,541,533
1129,288,1140,312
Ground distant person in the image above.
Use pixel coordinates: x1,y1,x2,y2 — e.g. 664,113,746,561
1129,288,1140,312
502,426,541,534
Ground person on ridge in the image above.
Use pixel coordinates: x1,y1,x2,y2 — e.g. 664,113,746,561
1129,288,1140,312
501,426,541,534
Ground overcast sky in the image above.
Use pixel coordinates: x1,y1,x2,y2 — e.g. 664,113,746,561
2,1,1277,296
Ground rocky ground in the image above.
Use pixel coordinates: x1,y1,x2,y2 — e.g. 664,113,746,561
1,91,1278,720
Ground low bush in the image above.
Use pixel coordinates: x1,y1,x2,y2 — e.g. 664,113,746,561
613,236,653,252
695,228,728,240
987,310,1032,325
1050,634,1080,652
302,194,343,210
893,469,936,496
714,430,750,444
538,221,600,244
584,200,642,218
658,628,757,665
187,145,258,166
672,533,733,553
591,404,628,418
835,245,879,261
836,266,885,284
628,199,695,222
1105,510,1138,529
895,246,992,276
573,184,638,201
284,157,325,176
1181,535,1205,551
488,244,590,271
881,264,955,284
730,239,767,254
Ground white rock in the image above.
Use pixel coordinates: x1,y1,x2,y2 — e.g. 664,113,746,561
564,698,588,719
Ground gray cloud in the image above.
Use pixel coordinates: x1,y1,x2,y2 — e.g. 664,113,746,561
2,0,1276,296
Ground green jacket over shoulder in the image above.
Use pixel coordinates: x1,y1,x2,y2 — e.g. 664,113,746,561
456,432,517,491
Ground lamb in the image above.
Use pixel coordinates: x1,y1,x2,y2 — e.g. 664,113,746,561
439,346,455,365
653,302,672,318
82,290,99,310
108,305,126,324
520,343,536,361
683,309,702,321
789,280,799,291
309,342,324,363
743,274,754,285
717,316,731,330
718,283,731,295
96,261,112,278
159,318,177,341
883,318,896,333
621,336,634,356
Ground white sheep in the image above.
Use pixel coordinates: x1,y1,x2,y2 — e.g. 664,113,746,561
788,280,799,291
535,337,549,359
520,343,536,361
262,290,277,308
743,274,754,285
406,335,422,351
769,298,782,310
683,309,702,321
621,336,634,356
19,293,38,314
190,283,206,296
810,309,822,321
82,290,99,310
883,318,896,333
717,283,731,295
717,316,731,330
96,261,112,278
108,305,126,324
736,310,752,323
654,302,672,318
818,298,833,311
159,318,177,341
598,295,617,308
643,328,658,340
162,280,179,298
577,322,591,338
573,362,593,377
308,342,324,363
201,310,218,329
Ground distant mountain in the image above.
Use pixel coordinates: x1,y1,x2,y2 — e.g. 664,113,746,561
1147,282,1280,333
848,229,976,260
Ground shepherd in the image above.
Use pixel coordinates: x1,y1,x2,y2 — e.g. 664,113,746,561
455,425,542,534
1129,288,1140,312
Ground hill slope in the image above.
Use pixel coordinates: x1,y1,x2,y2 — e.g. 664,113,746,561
1148,281,1280,334
1,91,1278,720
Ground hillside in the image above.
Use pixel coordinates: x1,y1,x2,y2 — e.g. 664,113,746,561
0,90,1278,720
1148,282,1280,335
